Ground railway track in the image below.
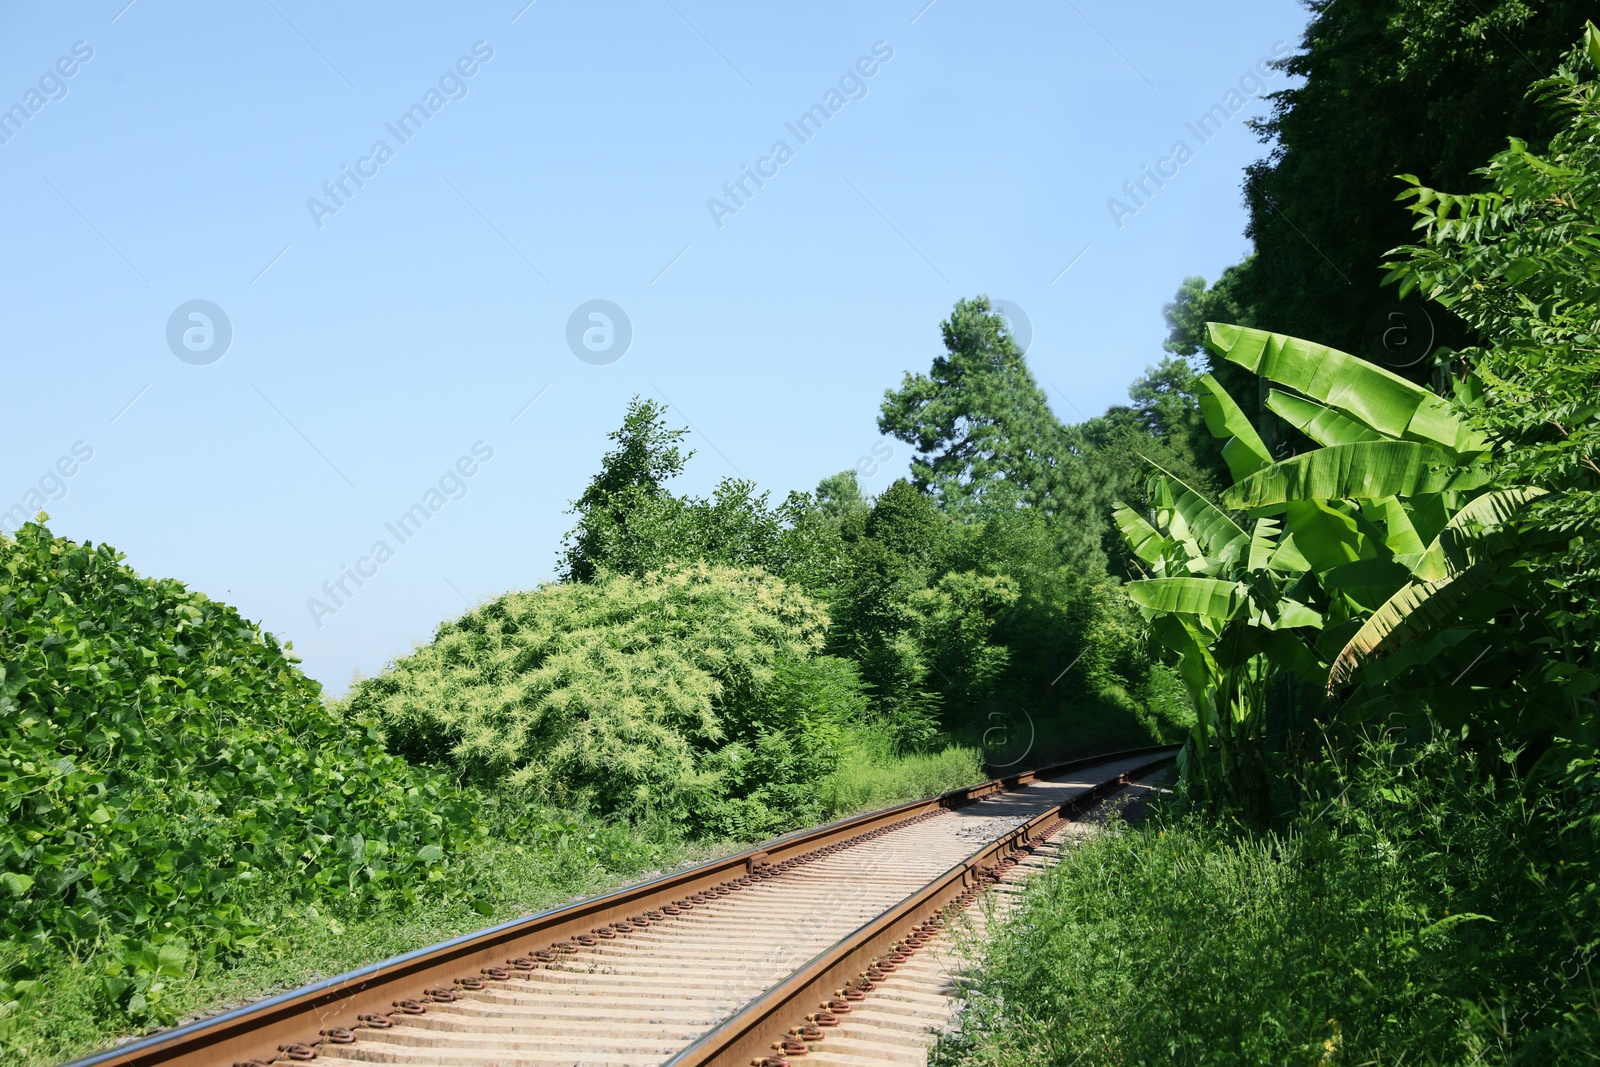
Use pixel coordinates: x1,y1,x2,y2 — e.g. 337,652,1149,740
70,747,1175,1067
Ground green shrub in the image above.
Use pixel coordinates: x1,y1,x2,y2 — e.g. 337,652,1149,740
936,737,1599,1065
346,562,856,833
0,522,483,1017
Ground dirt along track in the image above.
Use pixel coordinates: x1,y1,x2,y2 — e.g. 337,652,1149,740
68,748,1174,1067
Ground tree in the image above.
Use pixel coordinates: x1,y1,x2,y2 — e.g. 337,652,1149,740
560,397,691,582
1228,0,1594,366
1118,315,1584,821
814,470,870,520
346,562,845,835
1387,22,1600,826
1077,357,1228,572
878,297,1105,571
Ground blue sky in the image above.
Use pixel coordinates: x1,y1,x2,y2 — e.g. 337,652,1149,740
0,0,1310,693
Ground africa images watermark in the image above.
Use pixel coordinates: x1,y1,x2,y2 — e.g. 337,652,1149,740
306,41,495,229
1,441,94,536
306,441,494,628
1107,39,1292,230
706,41,896,229
0,40,94,147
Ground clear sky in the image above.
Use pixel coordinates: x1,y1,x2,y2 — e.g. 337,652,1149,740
0,0,1310,693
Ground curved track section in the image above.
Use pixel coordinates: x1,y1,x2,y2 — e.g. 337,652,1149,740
67,747,1174,1067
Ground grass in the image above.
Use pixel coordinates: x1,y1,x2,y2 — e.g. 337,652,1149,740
816,731,986,816
1,742,989,1067
931,741,1600,1066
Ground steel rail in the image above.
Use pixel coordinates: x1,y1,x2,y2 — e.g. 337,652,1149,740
65,744,1176,1067
663,752,1177,1067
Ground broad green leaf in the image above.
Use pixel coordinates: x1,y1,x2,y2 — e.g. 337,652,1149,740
1321,558,1414,609
1365,497,1426,555
1112,503,1169,567
1127,577,1246,620
1282,500,1368,573
1223,442,1491,509
416,844,444,863
1195,373,1271,481
1144,462,1248,564
1,872,35,896
1266,390,1389,447
1148,615,1220,702
1258,629,1326,683
1269,532,1313,574
1247,517,1281,572
1412,486,1548,582
1328,563,1496,691
1205,323,1490,456
1267,599,1325,630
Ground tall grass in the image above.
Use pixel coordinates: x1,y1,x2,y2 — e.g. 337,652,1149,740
816,729,985,816
934,739,1600,1066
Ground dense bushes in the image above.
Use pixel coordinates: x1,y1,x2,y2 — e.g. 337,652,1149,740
345,563,860,837
0,522,484,1016
936,738,1599,1066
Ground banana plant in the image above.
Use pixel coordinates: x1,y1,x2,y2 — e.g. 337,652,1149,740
1117,323,1543,817
1115,387,1324,820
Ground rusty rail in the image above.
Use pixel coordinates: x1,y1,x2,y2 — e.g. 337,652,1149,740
662,753,1176,1067
65,745,1176,1067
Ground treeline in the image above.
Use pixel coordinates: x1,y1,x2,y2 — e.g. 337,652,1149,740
346,298,1199,839
938,9,1600,1065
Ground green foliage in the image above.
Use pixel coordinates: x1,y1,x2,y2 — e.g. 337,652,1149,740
1117,319,1539,820
560,396,693,582
1077,357,1230,567
1219,0,1594,368
1388,27,1600,831
813,470,870,521
0,521,483,1021
878,296,1105,572
0,802,717,1066
812,731,983,816
935,738,1599,1066
560,401,853,601
345,563,856,835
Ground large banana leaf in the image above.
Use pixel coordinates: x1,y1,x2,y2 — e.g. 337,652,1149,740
1205,323,1490,457
1127,577,1246,620
1113,503,1170,568
1364,497,1427,555
1269,530,1314,574
1196,373,1271,482
1223,441,1491,509
1353,625,1476,688
1326,487,1547,688
1145,462,1248,565
1281,499,1368,572
1411,487,1547,581
1149,614,1220,720
1247,517,1281,572
1257,628,1326,682
1262,599,1325,630
1266,390,1389,447
1321,558,1414,610
1327,563,1496,691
